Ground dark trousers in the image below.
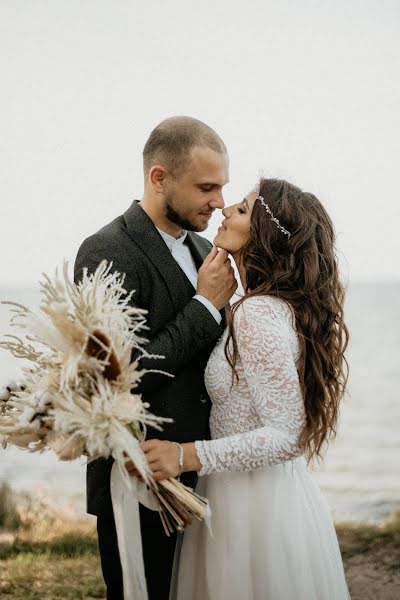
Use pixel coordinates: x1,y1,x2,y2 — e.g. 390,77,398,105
97,504,177,600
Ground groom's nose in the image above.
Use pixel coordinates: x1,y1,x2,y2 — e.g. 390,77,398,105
208,190,225,210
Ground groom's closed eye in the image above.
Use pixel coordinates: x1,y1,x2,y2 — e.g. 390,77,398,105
199,184,218,192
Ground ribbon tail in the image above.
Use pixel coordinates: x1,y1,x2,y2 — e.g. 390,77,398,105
111,461,153,600
203,499,213,538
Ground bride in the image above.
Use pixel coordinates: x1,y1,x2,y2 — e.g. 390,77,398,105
139,177,350,599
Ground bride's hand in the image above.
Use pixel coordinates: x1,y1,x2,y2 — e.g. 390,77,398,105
139,439,203,481
140,439,181,481
126,440,202,481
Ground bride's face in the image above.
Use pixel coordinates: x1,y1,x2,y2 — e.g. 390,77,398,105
214,191,257,254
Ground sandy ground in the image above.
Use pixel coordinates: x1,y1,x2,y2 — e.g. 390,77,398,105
345,552,400,600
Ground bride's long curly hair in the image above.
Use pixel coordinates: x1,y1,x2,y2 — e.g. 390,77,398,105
225,178,349,462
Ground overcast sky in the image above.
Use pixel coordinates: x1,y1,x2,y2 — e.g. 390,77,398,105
0,0,399,286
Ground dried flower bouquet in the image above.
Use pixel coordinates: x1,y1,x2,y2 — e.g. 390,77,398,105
0,261,208,535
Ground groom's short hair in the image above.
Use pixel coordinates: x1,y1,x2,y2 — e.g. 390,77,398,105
143,116,226,178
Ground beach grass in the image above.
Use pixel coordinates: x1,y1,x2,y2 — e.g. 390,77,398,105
1,554,105,599
0,484,399,599
337,512,400,570
0,482,106,598
0,527,105,599
0,482,22,531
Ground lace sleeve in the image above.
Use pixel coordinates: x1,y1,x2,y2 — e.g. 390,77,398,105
195,297,305,476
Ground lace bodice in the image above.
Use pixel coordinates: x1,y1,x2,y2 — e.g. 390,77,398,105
195,296,306,476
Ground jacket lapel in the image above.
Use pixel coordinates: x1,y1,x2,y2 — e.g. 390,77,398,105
122,201,191,312
185,231,211,269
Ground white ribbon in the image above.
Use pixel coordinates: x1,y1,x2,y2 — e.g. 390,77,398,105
110,461,158,600
110,463,212,600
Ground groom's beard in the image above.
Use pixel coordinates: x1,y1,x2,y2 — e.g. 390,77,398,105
165,194,208,233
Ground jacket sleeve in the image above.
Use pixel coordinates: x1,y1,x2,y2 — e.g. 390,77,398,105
74,236,224,394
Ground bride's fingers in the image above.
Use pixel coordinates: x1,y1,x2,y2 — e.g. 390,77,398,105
124,460,136,472
145,451,164,465
141,439,162,453
147,460,167,476
125,460,149,477
126,465,148,482
148,460,163,472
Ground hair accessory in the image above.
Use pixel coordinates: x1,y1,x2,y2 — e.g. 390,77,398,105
256,195,291,238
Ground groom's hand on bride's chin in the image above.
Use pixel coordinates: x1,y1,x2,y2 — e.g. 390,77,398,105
197,247,238,310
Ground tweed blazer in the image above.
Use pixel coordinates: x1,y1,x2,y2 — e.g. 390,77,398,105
74,200,225,517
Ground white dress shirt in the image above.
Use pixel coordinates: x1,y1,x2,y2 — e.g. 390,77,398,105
156,227,222,324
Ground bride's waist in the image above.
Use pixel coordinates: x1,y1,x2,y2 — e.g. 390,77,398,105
204,455,308,480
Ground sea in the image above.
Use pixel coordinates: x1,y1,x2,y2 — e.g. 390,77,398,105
0,283,399,524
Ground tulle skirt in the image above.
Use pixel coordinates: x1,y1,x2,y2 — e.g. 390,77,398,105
170,457,350,600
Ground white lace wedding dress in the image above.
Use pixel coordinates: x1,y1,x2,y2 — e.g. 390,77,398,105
171,296,350,600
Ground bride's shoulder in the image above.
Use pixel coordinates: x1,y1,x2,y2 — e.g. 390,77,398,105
237,294,291,313
235,295,294,325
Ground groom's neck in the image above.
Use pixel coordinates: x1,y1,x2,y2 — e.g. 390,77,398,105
140,195,183,239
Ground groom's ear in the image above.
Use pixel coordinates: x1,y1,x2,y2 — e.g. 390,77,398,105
149,165,167,193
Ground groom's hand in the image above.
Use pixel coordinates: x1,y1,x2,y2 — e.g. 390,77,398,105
197,247,237,310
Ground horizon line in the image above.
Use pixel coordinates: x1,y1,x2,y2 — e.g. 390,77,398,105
0,279,399,291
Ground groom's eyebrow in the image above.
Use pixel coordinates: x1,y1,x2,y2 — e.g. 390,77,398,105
242,198,248,209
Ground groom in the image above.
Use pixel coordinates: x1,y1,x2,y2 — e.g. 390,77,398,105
74,116,236,599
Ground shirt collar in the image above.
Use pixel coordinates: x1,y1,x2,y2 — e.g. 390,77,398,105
156,227,188,252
